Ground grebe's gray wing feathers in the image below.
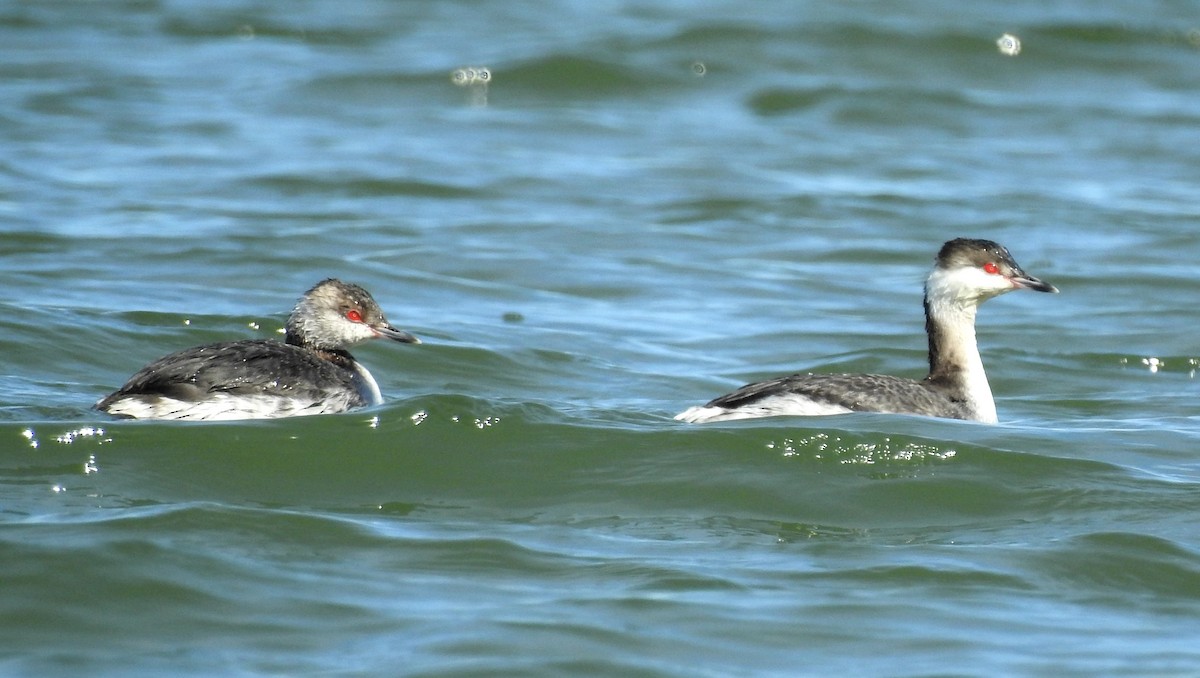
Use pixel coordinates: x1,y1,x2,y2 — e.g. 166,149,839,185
698,372,972,420
97,340,364,411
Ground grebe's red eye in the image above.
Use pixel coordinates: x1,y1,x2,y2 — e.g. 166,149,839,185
983,262,999,275
346,309,363,323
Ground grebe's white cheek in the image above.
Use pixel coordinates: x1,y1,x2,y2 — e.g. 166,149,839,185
353,322,379,343
970,267,1016,299
927,265,1016,306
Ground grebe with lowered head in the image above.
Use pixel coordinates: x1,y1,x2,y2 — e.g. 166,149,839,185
96,278,420,421
675,238,1057,424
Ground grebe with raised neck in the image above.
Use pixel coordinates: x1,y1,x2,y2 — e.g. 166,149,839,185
675,238,1057,424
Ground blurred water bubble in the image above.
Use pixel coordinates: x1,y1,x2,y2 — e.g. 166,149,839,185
996,33,1021,56
690,61,707,77
451,66,492,106
448,67,491,85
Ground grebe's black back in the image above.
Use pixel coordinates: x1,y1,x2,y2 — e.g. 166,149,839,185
676,239,1057,424
96,279,419,421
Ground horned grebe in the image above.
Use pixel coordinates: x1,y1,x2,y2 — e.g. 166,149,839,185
675,238,1057,424
96,278,419,421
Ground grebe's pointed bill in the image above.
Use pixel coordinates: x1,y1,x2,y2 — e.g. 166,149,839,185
1010,272,1058,294
375,324,421,344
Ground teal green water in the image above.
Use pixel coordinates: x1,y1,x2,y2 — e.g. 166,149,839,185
4,1,1200,675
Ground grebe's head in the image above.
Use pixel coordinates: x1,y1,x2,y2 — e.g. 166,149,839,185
925,238,1057,309
285,279,420,350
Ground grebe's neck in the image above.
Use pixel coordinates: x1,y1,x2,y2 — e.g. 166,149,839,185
923,285,996,424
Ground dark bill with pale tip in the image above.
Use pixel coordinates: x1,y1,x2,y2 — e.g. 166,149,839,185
1012,274,1058,293
377,325,421,343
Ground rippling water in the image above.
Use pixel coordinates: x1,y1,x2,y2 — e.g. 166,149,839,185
4,1,1200,675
